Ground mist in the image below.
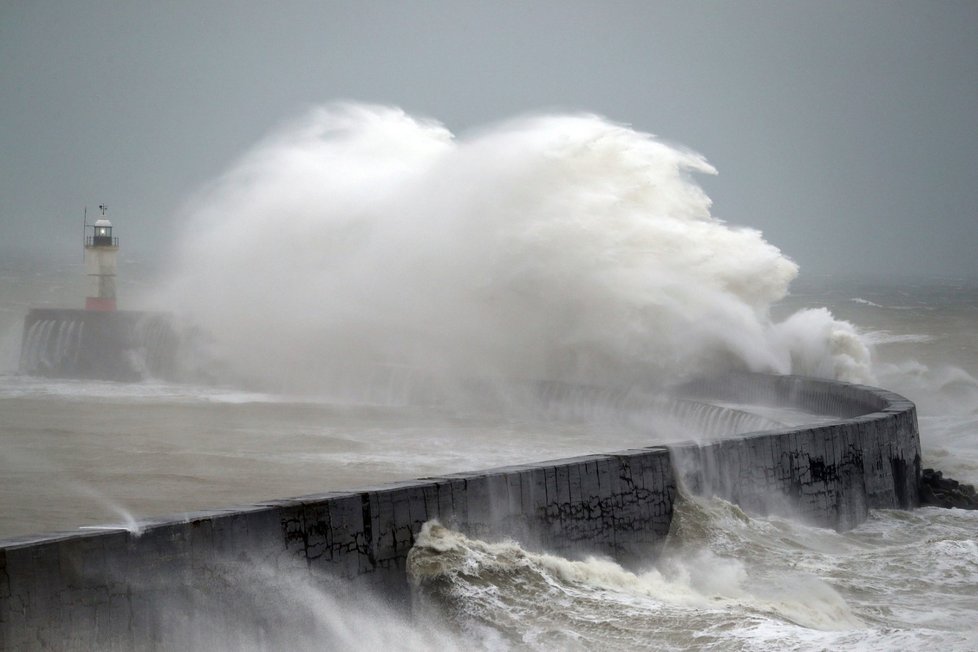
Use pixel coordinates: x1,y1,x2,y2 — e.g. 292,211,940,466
152,104,872,394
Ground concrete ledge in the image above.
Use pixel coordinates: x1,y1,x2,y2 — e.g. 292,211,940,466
0,373,921,649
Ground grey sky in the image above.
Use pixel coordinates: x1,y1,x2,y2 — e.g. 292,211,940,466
2,0,976,279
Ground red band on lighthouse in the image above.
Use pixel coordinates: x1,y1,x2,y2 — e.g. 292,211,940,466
85,297,117,312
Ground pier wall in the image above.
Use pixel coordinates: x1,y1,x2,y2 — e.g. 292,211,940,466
0,374,921,650
18,308,177,382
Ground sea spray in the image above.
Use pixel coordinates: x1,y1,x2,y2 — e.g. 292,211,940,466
153,103,873,395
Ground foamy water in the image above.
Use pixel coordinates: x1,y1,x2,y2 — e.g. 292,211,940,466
407,500,978,651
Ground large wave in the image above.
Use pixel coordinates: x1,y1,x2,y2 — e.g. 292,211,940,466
154,103,872,392
405,500,978,650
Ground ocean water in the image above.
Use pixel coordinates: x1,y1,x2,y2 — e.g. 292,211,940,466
2,105,976,649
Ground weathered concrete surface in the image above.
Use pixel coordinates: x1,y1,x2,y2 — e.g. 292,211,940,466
0,374,920,650
672,374,920,530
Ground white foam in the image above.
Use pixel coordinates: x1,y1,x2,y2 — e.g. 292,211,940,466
864,330,937,345
409,520,863,638
152,103,874,393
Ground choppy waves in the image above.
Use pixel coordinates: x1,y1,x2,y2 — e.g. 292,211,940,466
406,497,978,651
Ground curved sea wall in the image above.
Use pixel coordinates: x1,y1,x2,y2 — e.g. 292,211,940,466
0,374,920,650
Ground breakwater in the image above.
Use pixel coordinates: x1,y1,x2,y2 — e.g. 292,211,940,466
18,308,177,382
0,374,920,650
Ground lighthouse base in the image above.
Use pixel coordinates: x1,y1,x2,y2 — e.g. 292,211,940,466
85,297,117,312
19,309,178,382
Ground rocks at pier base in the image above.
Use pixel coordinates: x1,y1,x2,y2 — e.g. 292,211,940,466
919,468,978,510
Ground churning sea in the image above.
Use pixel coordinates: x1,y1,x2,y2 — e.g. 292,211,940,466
1,264,976,650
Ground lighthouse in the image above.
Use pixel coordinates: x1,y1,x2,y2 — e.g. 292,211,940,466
18,205,181,380
84,204,119,311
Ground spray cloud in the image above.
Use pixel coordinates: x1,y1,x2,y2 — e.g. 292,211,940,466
155,103,872,393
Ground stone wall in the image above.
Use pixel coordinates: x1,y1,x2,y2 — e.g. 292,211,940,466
0,374,920,650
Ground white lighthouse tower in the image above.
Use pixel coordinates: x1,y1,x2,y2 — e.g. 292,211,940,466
84,204,118,311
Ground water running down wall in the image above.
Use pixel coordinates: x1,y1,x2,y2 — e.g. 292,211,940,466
18,309,178,382
0,373,920,650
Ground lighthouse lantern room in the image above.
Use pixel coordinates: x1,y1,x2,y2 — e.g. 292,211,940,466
84,204,119,311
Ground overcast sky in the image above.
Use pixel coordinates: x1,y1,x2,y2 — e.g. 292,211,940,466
1,0,976,280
